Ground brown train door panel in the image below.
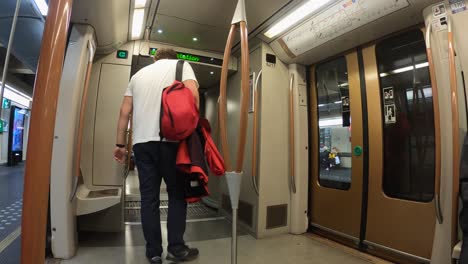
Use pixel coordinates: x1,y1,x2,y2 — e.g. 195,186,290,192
310,51,364,242
362,29,436,261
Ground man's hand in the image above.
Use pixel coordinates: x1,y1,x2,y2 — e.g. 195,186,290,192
113,147,127,164
115,96,133,163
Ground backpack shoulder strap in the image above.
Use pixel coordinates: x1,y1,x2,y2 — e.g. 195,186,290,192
176,60,184,82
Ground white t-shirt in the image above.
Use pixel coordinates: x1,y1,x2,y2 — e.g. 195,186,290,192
125,59,199,145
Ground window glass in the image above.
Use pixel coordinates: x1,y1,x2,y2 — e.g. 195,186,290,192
376,29,435,202
316,57,352,190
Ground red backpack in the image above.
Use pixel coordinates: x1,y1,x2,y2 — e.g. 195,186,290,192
159,60,199,141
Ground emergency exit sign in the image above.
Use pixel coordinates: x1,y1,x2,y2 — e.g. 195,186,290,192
2,98,10,109
116,50,128,59
0,119,7,133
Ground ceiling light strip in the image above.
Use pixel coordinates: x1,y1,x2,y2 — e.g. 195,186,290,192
264,0,333,38
131,8,146,40
134,0,147,8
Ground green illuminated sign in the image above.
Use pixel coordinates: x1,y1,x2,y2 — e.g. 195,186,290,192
0,119,7,133
148,48,215,64
117,50,128,59
2,98,10,109
177,53,200,62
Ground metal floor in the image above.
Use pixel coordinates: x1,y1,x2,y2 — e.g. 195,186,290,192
0,163,25,264
124,171,222,223
125,200,221,223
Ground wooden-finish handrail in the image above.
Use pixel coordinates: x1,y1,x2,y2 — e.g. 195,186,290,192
236,21,250,172
73,40,95,180
21,0,73,262
448,16,461,249
219,24,236,172
74,62,93,178
70,40,97,201
425,24,443,224
219,20,250,173
70,60,93,201
251,71,262,195
289,74,297,194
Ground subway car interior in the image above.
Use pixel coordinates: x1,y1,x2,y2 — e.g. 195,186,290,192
0,0,467,263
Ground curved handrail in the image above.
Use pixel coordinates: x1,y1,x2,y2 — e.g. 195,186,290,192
425,24,443,224
219,24,236,171
21,0,73,262
289,74,297,194
251,70,262,195
448,16,461,248
70,40,95,201
219,21,250,173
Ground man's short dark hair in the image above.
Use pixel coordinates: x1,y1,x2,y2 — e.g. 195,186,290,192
155,48,177,60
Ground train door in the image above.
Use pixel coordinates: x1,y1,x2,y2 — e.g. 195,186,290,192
362,29,436,262
310,28,437,263
310,51,364,243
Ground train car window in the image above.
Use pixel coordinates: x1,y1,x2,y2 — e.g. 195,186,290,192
376,29,435,202
316,56,352,190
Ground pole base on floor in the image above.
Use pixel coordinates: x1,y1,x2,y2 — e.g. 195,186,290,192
225,171,243,264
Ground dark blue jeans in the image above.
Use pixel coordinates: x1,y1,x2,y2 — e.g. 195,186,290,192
133,142,187,258
460,204,468,264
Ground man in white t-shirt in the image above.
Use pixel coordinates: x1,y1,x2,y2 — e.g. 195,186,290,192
113,49,199,264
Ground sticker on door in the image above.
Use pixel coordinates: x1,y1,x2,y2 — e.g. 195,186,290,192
385,104,396,124
432,16,448,32
449,0,467,14
433,3,447,17
383,87,394,105
341,96,350,112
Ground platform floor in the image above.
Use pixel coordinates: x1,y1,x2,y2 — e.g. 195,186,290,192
0,163,24,264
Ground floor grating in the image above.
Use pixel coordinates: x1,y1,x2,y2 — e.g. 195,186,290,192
125,200,220,223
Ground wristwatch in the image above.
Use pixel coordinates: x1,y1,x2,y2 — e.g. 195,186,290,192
116,144,126,148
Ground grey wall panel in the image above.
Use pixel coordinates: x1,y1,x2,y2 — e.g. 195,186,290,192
92,63,130,186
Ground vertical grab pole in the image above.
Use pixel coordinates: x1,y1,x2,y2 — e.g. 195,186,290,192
21,0,73,262
0,0,22,116
447,16,461,250
425,24,443,224
219,1,249,263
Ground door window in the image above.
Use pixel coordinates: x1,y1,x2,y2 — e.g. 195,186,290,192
376,29,435,202
316,57,352,190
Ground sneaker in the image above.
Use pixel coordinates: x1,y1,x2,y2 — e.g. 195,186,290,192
148,256,163,264
167,245,199,262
